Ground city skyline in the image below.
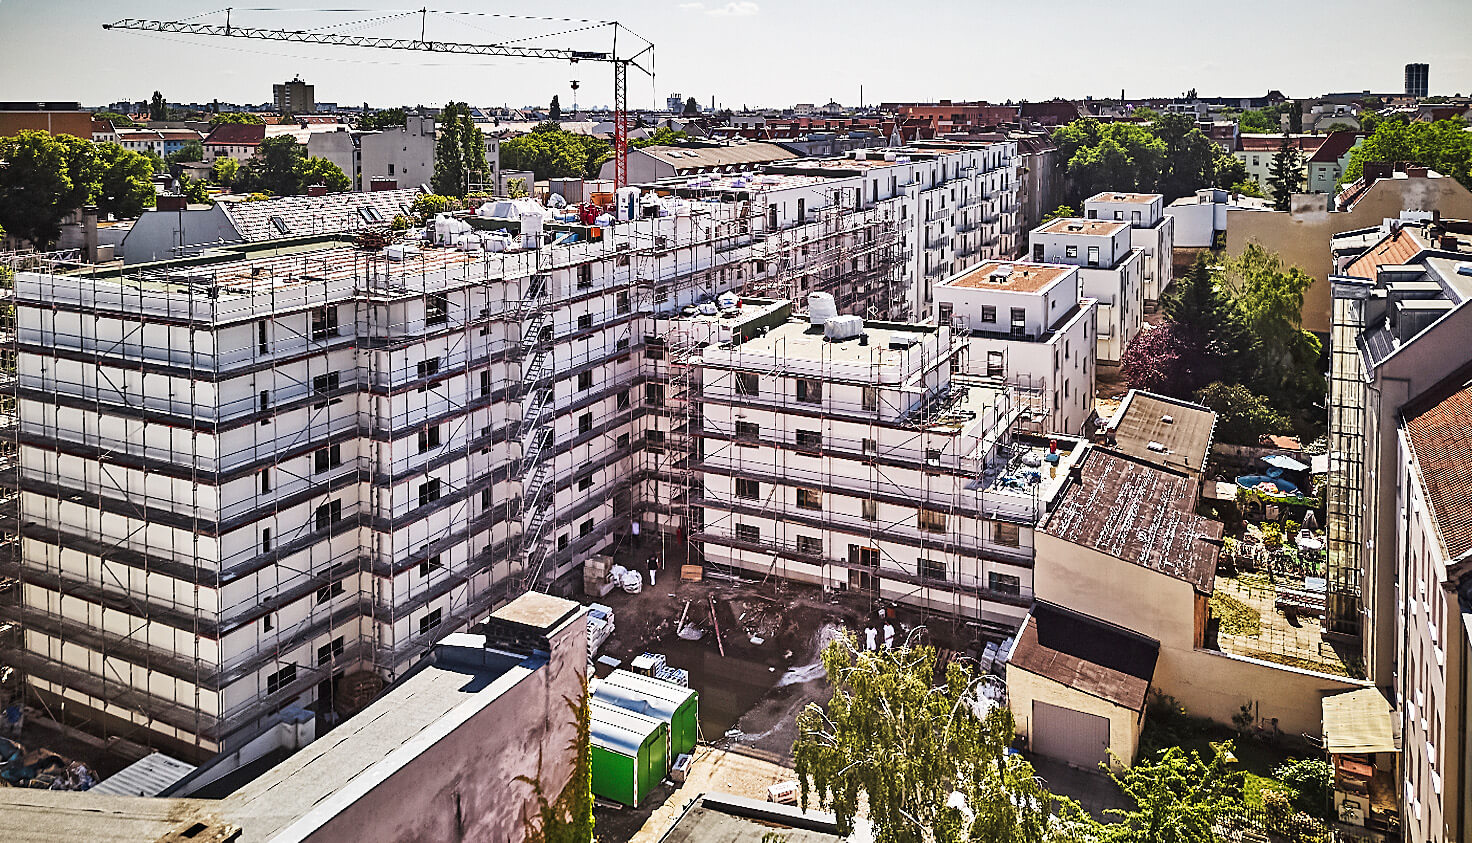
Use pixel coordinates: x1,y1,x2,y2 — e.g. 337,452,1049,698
2,0,1471,111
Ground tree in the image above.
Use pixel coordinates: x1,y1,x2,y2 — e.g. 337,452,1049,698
1228,180,1264,198
1120,324,1197,398
410,194,456,219
459,106,488,189
1153,113,1220,202
1265,134,1302,211
1237,106,1280,133
1325,121,1354,134
792,634,1089,843
433,103,466,196
1272,759,1332,820
358,108,407,131
1041,204,1077,223
1286,103,1303,134
177,173,212,205
1341,118,1472,190
1162,253,1250,387
630,127,689,148
295,156,350,194
166,139,205,165
93,111,139,128
149,91,167,121
209,112,265,126
1210,151,1248,191
1098,743,1243,843
211,157,240,187
235,135,305,195
0,131,96,246
1193,382,1290,445
506,177,529,199
94,141,158,219
1051,119,1166,204
500,127,611,181
683,97,701,117
1221,244,1325,433
549,95,562,122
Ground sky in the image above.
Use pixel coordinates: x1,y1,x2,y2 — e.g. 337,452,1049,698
2,0,1471,111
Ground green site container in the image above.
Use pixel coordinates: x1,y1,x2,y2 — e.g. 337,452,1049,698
594,669,700,759
590,699,668,807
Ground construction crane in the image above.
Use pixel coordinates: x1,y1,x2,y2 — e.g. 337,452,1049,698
103,8,653,189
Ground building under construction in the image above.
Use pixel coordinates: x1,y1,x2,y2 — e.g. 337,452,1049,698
0,140,1021,758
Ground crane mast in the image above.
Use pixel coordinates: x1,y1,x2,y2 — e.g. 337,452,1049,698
104,11,652,189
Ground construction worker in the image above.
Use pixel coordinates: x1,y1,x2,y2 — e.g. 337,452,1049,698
647,555,658,586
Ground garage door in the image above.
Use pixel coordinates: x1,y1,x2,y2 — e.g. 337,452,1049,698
1032,701,1109,769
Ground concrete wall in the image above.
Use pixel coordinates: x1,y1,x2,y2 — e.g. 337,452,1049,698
1008,666,1144,769
1225,176,1472,334
1153,648,1363,740
303,614,588,843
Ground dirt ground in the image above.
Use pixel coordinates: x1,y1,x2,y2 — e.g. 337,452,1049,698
1094,361,1128,419
598,747,800,843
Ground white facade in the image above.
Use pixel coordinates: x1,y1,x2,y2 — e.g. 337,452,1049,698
1028,219,1143,363
933,261,1097,436
694,314,1085,630
1083,192,1174,301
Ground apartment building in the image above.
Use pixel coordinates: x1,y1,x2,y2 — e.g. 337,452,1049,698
1326,220,1472,841
1028,218,1144,363
933,261,1096,436
1,142,1018,756
1083,192,1174,301
693,306,1086,632
309,116,499,193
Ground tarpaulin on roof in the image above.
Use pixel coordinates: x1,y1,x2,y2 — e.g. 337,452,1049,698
1322,688,1398,754
1263,454,1310,472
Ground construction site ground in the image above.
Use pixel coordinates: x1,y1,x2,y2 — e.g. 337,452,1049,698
598,746,801,843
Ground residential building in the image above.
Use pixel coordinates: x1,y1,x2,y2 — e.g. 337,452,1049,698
1,143,1019,757
1028,218,1143,363
1306,132,1362,196
694,307,1086,633
933,261,1097,436
360,115,439,189
0,592,588,843
90,119,120,144
1083,191,1175,301
1226,166,1472,333
116,128,203,158
274,75,316,116
896,101,1020,134
598,141,796,183
1167,187,1270,250
203,123,267,163
1406,63,1430,98
0,101,93,139
1012,132,1062,247
1325,222,1472,840
1235,134,1325,192
119,188,422,263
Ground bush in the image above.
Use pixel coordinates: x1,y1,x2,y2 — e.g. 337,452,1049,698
1194,381,1292,445
410,193,456,219
1273,758,1333,819
1261,522,1282,549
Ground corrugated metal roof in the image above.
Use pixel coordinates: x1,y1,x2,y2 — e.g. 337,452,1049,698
90,752,196,797
595,670,696,722
641,142,795,172
590,699,664,757
1009,603,1159,711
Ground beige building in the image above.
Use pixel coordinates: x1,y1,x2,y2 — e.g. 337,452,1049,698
1225,167,1472,334
1007,601,1157,770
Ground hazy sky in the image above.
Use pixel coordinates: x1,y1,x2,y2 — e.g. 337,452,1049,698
2,0,1471,111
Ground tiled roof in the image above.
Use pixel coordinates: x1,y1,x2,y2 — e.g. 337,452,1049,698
1044,448,1222,593
1403,365,1472,559
220,187,422,242
1238,134,1325,153
1009,602,1159,711
1307,131,1359,163
1342,227,1428,279
204,123,267,146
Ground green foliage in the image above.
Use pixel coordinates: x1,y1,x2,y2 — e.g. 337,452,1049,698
390,214,410,231
517,683,594,843
1272,759,1332,819
211,156,240,187
1154,113,1224,202
1193,382,1291,446
630,127,689,148
1261,522,1283,549
149,91,167,122
433,103,466,197
1052,116,1231,205
177,173,212,205
1211,152,1249,191
1228,180,1264,198
1041,203,1077,223
0,132,93,245
1237,106,1283,134
459,105,489,189
95,141,159,219
1221,244,1325,433
1161,253,1251,389
165,139,205,165
93,111,139,128
357,108,407,131
793,634,1088,843
1325,122,1355,134
1342,118,1472,190
1210,592,1262,636
296,156,350,194
1266,134,1303,210
1099,742,1244,843
209,112,265,126
506,177,530,199
410,194,456,219
501,127,611,182
233,136,348,196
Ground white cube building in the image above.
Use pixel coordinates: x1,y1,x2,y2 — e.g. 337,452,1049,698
1028,218,1144,364
1083,192,1174,302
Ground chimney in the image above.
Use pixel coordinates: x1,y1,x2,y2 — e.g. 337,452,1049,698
369,178,398,192
1404,165,1429,178
156,194,187,211
82,205,99,264
1363,162,1392,183
306,184,328,197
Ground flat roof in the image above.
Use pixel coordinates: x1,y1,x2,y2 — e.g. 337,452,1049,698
1039,218,1128,237
714,316,938,367
663,794,849,843
1045,447,1221,593
1085,191,1160,204
944,261,1072,292
490,590,581,632
1009,602,1159,711
1105,390,1217,473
